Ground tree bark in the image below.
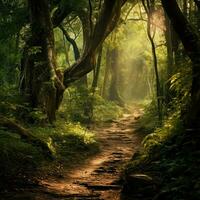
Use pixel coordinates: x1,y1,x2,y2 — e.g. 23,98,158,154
162,0,200,130
20,0,65,123
59,25,80,60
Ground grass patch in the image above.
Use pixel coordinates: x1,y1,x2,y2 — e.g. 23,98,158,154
30,119,99,163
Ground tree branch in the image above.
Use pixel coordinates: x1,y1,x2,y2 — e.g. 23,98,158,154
59,25,80,60
161,0,200,61
63,0,127,87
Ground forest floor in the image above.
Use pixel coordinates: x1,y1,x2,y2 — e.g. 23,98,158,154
1,107,144,200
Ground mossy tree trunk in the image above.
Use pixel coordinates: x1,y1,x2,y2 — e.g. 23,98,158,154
20,0,65,123
0,115,53,158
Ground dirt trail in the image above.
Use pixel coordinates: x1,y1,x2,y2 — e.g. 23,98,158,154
2,108,143,200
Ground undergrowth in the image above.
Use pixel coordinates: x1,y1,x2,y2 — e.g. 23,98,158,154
60,87,123,123
0,86,123,191
137,100,161,134
123,107,200,200
0,119,99,190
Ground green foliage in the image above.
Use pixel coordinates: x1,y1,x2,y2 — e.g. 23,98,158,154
124,107,200,199
60,86,92,123
169,65,192,108
0,39,20,86
137,100,161,133
0,113,99,188
60,87,123,123
29,109,47,124
0,85,100,187
30,120,99,162
92,94,123,122
0,0,27,41
0,86,24,117
142,110,182,153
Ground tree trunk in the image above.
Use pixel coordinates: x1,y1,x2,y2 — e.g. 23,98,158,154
102,47,111,98
20,0,65,123
92,45,103,93
164,13,175,105
162,0,200,130
20,0,126,122
108,48,124,106
142,0,162,122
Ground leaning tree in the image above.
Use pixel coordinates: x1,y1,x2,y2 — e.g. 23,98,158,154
20,0,129,123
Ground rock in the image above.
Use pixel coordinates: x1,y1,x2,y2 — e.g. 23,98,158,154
122,173,158,197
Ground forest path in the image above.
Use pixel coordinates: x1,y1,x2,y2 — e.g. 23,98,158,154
3,107,144,200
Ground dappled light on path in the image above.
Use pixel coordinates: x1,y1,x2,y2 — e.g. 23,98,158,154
2,108,143,200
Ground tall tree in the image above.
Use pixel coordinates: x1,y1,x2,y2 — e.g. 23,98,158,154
142,0,162,121
161,0,200,130
20,0,65,123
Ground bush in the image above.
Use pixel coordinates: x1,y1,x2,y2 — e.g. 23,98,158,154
137,100,161,134
60,87,123,123
30,119,99,164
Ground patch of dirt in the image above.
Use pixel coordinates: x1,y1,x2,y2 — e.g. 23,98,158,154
0,108,144,200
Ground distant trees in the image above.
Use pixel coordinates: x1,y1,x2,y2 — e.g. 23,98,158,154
108,47,124,106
